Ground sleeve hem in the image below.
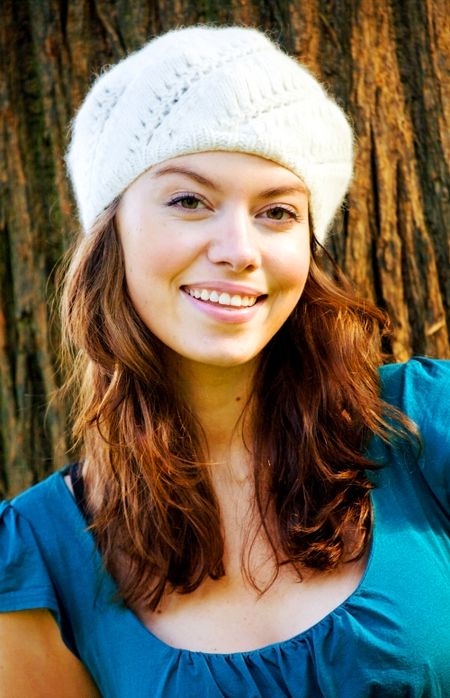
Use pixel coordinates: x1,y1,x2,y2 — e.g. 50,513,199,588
0,590,59,614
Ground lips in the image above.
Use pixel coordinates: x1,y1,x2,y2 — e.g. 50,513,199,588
182,285,266,309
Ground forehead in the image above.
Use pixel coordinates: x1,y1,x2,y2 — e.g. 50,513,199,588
148,151,308,193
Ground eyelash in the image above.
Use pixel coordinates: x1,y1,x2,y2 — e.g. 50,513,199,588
167,193,206,210
166,193,302,223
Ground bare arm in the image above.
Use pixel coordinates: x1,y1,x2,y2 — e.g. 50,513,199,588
0,609,100,697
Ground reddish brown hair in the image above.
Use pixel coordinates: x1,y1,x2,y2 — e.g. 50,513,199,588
60,202,413,611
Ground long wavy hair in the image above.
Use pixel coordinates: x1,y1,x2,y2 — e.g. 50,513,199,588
59,200,413,611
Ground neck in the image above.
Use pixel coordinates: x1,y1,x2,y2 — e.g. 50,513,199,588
167,354,258,482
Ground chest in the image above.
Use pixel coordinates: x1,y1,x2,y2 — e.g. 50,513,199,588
133,541,368,654
57,469,450,697
130,475,370,653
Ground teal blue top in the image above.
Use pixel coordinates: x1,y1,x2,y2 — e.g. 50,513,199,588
1,357,449,697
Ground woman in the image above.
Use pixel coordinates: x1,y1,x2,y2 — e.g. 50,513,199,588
0,25,449,698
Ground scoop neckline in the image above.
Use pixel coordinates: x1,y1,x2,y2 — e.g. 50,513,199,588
58,467,378,659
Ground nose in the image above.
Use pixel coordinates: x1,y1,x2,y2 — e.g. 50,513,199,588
207,209,261,272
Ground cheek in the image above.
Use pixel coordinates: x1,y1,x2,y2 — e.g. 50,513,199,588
124,223,200,284
121,240,168,292
270,241,311,292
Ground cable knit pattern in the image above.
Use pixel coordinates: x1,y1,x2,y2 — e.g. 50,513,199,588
66,26,354,242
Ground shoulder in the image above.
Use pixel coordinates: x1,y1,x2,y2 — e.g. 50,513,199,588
0,468,72,617
11,468,67,519
378,356,450,445
378,356,450,409
7,467,82,548
379,356,450,512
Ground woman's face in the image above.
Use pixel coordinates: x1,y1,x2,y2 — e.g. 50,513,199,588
116,151,310,369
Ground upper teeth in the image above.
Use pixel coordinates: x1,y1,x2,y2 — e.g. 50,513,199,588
186,288,258,307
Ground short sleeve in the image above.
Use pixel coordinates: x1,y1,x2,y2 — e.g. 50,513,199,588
0,500,59,615
379,357,450,514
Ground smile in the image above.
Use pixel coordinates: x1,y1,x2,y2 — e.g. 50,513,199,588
183,287,261,308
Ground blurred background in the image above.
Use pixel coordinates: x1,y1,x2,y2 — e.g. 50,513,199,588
1,0,449,497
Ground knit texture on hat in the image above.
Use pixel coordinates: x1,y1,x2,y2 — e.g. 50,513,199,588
66,25,354,243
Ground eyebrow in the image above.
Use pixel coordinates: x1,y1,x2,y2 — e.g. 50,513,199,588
257,185,308,198
152,166,223,191
152,165,308,198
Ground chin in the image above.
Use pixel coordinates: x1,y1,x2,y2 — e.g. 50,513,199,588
185,349,261,369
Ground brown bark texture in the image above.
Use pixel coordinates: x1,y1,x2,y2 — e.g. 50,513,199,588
0,0,449,497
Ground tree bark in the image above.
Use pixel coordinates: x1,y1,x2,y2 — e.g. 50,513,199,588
1,0,449,497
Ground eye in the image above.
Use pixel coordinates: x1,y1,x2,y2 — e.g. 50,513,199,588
167,194,206,210
262,206,300,222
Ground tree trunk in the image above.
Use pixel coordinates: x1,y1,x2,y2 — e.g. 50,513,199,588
1,0,448,497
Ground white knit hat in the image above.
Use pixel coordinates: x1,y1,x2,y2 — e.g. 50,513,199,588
66,25,354,243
